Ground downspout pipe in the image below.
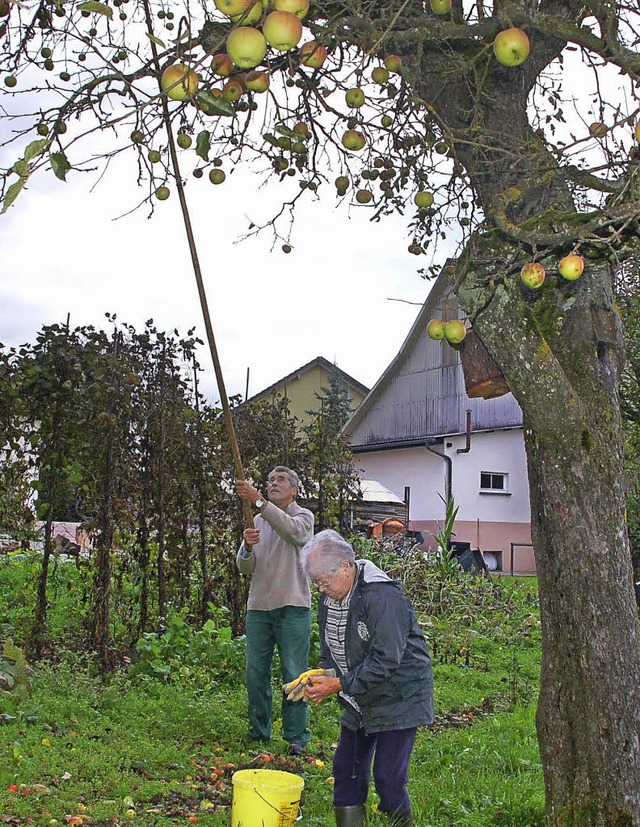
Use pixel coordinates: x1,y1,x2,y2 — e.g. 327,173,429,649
426,438,452,503
456,409,472,455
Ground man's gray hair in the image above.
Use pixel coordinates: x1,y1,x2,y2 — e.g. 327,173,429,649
270,465,300,493
300,529,356,579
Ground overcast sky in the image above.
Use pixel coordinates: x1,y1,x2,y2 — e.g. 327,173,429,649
0,142,447,403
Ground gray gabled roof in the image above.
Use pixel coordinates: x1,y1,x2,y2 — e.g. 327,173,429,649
343,268,522,450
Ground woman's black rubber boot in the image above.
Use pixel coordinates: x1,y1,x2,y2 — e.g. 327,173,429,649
334,805,367,826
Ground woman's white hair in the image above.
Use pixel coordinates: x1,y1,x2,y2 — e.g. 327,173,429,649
300,529,355,579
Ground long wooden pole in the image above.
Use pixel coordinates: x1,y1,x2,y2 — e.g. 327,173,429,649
142,10,253,528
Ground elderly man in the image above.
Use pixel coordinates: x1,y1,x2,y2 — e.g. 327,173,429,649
300,528,434,827
236,466,314,756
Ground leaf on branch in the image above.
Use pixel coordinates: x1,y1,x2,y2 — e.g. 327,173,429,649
24,138,50,162
78,0,113,18
1,177,27,214
196,130,211,161
194,91,234,117
145,31,166,48
50,152,71,181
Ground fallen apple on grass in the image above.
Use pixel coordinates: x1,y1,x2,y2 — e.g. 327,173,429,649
520,261,546,289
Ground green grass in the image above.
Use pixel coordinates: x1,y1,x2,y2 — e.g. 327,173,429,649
0,556,544,827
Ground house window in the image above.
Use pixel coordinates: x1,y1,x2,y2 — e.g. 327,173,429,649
480,471,509,494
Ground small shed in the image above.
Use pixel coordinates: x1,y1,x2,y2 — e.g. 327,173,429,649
353,479,408,526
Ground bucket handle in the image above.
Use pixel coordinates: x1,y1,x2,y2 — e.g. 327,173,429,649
254,787,302,824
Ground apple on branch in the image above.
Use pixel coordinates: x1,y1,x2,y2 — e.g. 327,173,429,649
427,319,446,340
558,254,584,281
161,63,199,101
214,0,253,17
299,40,327,68
493,27,530,67
520,261,546,289
444,320,467,344
273,0,309,19
341,130,366,151
262,10,302,51
226,27,268,68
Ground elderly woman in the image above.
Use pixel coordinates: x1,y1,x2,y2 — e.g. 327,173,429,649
300,529,434,827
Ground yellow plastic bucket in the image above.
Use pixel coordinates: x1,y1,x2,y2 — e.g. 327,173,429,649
231,768,304,827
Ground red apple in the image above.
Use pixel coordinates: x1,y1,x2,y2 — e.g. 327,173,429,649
427,319,446,340
414,190,434,208
300,40,327,68
262,10,302,51
222,78,244,100
345,87,365,108
558,254,584,281
493,27,530,67
161,63,199,101
444,320,467,344
273,0,309,19
226,26,268,68
245,69,270,91
211,53,233,76
430,0,451,13
341,130,366,151
384,54,402,73
520,261,545,289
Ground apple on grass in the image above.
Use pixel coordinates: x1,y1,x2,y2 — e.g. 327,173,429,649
226,27,268,68
273,0,309,19
299,40,327,68
161,63,199,101
558,254,584,281
427,319,446,340
520,261,545,289
262,10,302,51
493,27,530,67
444,320,467,344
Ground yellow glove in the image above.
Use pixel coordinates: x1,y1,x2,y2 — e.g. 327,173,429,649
283,668,335,702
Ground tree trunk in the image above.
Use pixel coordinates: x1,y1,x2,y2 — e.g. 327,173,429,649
456,246,640,823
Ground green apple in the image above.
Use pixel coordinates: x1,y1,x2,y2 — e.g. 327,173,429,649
177,133,192,148
273,0,309,19
520,261,545,288
345,87,365,108
384,54,402,73
635,121,640,142
371,66,389,84
493,27,530,67
209,168,226,184
588,122,608,138
262,10,302,51
222,78,244,101
427,319,446,340
161,63,199,100
414,190,434,208
214,0,253,17
300,40,327,68
356,189,372,203
226,27,268,68
341,130,366,151
444,320,467,344
430,0,451,13
155,186,170,200
558,254,584,281
230,0,262,23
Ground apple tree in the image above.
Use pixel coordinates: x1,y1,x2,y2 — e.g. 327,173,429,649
2,0,640,820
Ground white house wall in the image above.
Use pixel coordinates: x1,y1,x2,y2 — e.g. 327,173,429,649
353,428,535,574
